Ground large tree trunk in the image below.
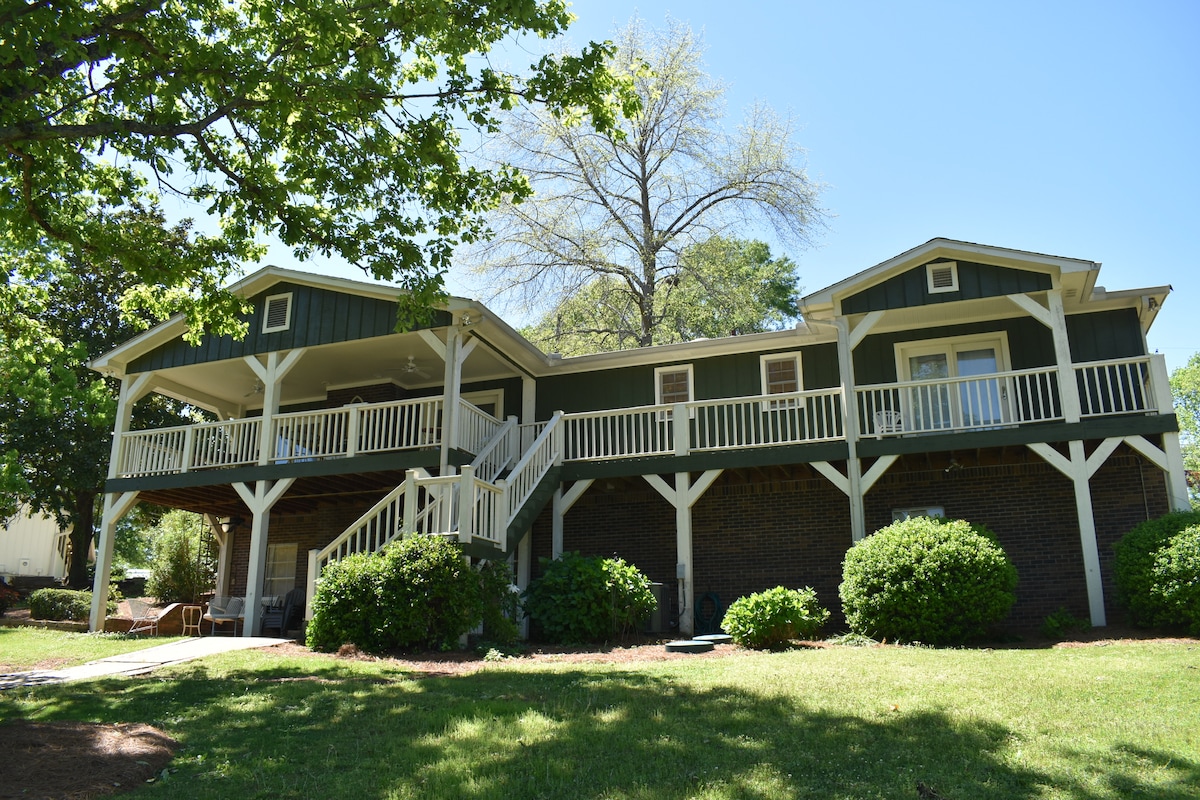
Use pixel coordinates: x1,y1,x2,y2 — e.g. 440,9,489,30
67,490,97,588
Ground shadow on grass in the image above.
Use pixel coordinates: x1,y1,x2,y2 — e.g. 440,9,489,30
2,657,1196,800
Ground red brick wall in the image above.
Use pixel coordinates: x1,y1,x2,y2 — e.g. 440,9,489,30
525,447,1172,633
228,504,370,597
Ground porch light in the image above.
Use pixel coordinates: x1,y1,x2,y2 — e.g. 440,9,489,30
220,516,244,535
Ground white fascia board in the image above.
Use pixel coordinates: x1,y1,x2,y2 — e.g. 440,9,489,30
801,238,1100,319
539,327,836,376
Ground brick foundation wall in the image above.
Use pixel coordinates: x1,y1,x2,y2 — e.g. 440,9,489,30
526,446,1171,633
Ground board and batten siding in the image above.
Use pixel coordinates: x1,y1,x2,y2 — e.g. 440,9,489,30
840,259,1053,314
1066,308,1146,362
535,343,841,418
128,283,451,373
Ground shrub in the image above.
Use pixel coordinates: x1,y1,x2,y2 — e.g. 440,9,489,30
524,552,656,643
839,516,1018,645
146,510,216,603
307,535,484,654
1113,511,1200,629
1151,527,1200,635
1040,607,1091,639
722,586,830,649
478,559,520,645
29,587,118,621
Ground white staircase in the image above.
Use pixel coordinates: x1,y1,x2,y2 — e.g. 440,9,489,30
305,413,563,614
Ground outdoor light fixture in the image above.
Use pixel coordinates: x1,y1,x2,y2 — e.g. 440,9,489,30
220,516,244,534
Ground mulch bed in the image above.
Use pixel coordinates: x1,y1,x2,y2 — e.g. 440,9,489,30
0,721,177,800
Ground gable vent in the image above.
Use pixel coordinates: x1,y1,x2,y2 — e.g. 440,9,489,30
927,262,959,294
262,293,293,333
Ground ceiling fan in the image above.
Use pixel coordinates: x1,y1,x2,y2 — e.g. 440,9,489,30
243,380,264,398
397,355,431,380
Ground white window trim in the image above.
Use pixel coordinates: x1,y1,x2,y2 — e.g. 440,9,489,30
892,506,945,522
926,261,959,294
264,542,298,599
654,364,695,419
894,331,1012,382
759,351,804,411
461,389,504,420
262,293,293,334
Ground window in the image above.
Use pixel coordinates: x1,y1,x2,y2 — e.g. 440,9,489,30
461,389,503,420
892,506,945,522
926,262,959,294
264,543,298,598
262,293,293,333
760,352,803,408
655,365,693,405
654,365,694,420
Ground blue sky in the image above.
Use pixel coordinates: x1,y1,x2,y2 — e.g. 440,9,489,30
278,0,1199,370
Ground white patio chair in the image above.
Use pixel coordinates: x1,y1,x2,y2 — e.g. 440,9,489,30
202,596,245,636
873,409,903,438
126,598,161,637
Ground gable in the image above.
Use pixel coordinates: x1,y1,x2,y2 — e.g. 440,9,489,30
840,259,1053,314
128,282,452,373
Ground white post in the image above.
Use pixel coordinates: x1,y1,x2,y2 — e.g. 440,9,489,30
551,487,565,559
88,491,140,631
675,471,694,637
1048,291,1083,423
835,316,866,541
234,478,294,636
516,530,532,639
1068,440,1106,626
305,549,319,621
458,465,475,543
403,470,419,534
1148,355,1192,509
440,328,463,472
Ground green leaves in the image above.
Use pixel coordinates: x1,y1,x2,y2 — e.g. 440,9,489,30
2,0,633,335
722,586,830,649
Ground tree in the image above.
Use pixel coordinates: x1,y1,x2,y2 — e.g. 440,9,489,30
0,256,195,587
521,236,800,355
1169,353,1200,501
1,0,635,337
472,17,824,350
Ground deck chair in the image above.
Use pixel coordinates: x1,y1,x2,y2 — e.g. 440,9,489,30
203,596,245,636
873,409,904,438
126,598,161,637
261,588,305,637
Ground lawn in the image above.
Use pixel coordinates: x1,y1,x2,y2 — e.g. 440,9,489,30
1,631,1198,799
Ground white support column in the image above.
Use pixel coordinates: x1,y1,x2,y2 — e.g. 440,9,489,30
1008,291,1081,423
1146,355,1192,510
522,375,537,426
644,469,722,638
204,514,233,598
516,530,532,639
836,314,881,542
234,478,295,636
550,479,593,559
247,350,305,466
1027,440,1108,626
88,491,140,631
440,327,463,472
107,373,155,479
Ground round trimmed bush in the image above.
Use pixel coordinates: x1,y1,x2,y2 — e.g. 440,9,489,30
839,516,1017,645
306,535,483,654
722,586,830,649
524,552,656,643
1113,511,1200,631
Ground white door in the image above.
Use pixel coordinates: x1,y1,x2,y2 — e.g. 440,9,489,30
899,336,1010,432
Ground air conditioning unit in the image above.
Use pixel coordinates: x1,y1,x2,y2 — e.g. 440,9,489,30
643,582,669,633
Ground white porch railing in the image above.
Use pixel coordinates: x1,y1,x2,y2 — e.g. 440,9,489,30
116,396,458,477
855,356,1158,438
1074,356,1157,417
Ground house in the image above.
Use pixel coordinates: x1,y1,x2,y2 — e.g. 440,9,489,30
86,238,1188,636
1,505,70,583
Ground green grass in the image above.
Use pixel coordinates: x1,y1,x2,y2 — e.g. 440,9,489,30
1,633,1198,799
0,627,187,671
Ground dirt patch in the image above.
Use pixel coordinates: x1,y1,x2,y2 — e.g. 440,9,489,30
0,721,178,800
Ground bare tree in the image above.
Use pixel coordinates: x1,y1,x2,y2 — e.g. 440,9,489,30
472,17,825,349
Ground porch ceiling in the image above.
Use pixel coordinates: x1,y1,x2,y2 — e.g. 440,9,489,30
131,469,410,518
147,330,516,414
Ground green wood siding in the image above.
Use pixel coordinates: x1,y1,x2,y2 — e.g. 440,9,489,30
853,318,1054,385
535,343,841,417
129,283,451,373
841,259,1053,314
1066,309,1145,362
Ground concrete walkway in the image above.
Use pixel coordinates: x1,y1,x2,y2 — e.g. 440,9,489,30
0,637,290,691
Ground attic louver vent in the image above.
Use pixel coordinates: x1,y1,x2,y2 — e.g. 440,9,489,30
262,293,293,333
927,262,959,294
